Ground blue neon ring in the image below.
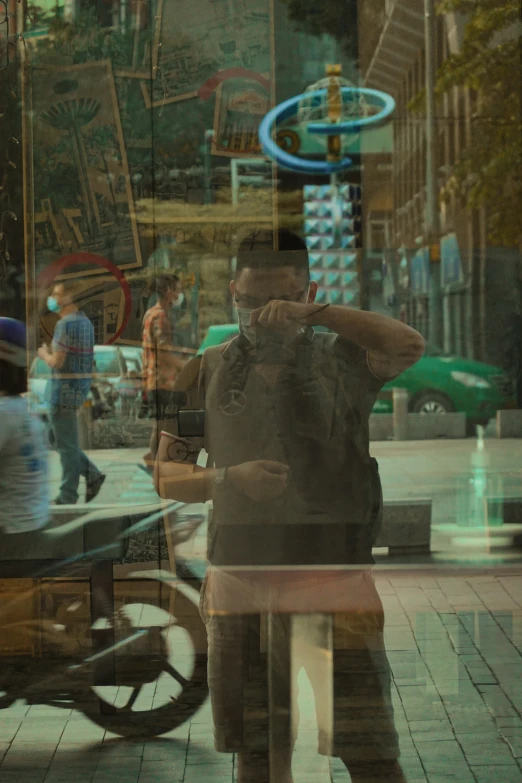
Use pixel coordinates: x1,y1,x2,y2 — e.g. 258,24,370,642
307,87,396,134
259,87,395,174
259,93,351,174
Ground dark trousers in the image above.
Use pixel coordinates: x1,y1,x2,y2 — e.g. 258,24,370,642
201,570,402,783
146,388,178,459
49,407,100,504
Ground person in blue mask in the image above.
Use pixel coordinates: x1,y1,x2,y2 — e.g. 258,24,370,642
38,280,105,505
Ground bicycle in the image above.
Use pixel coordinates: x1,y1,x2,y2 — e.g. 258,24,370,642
90,419,134,449
165,434,203,464
90,379,135,448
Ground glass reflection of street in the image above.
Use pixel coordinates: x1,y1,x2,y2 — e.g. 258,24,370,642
1,0,522,780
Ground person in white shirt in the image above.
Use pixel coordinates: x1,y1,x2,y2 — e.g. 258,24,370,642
0,317,49,534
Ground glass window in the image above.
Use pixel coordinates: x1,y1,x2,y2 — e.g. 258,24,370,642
1,1,521,778
93,348,122,376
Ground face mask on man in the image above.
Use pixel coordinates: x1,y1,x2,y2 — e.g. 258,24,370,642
47,296,60,313
236,307,257,343
173,293,184,308
236,287,310,345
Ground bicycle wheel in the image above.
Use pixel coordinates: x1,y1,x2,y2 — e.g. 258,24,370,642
109,429,126,448
79,587,208,737
177,441,190,462
90,429,103,449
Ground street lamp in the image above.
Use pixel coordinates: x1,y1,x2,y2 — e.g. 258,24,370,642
202,129,213,206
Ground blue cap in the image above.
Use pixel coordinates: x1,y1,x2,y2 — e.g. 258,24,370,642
0,318,27,367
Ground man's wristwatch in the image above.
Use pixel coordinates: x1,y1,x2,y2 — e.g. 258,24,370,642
214,467,227,487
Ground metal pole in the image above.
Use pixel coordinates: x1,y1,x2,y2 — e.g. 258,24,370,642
77,404,91,451
204,129,213,206
393,387,409,441
424,0,442,348
17,1,37,362
120,0,128,30
231,159,239,206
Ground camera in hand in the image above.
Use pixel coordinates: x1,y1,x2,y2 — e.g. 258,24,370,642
178,408,205,438
171,391,188,408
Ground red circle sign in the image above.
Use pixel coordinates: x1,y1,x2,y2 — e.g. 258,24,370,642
37,252,133,346
198,68,270,101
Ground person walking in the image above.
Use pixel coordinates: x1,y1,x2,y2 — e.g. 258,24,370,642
0,317,49,535
156,229,425,783
142,273,185,461
38,281,105,505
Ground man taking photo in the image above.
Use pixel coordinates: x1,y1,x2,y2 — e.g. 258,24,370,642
156,229,425,783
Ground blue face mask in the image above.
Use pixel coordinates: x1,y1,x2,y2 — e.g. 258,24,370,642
236,307,256,343
47,296,60,313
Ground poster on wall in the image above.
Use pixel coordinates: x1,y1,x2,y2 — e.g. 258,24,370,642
140,0,271,108
211,77,270,157
32,60,143,277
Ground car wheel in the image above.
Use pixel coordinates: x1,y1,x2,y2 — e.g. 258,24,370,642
411,392,455,416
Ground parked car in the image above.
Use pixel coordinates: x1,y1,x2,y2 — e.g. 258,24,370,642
28,345,141,418
119,345,143,376
197,325,516,427
117,345,144,416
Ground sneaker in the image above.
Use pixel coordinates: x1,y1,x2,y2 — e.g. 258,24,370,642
52,497,70,505
86,473,106,503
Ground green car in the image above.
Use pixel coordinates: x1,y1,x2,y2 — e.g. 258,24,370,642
198,324,516,425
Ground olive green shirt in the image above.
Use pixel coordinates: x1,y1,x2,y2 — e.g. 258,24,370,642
200,332,385,567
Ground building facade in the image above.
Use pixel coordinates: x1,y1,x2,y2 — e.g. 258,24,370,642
358,0,522,394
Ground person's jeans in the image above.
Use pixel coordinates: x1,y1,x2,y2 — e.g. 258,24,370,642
49,407,101,504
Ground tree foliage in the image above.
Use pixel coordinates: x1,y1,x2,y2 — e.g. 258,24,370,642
419,0,521,247
280,0,358,56
29,6,134,67
280,0,385,66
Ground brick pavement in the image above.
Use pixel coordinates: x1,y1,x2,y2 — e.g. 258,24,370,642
9,439,522,781
2,572,522,781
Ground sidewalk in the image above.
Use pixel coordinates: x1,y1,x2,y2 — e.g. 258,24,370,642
371,438,522,505
47,438,522,566
372,439,522,534
2,572,522,782
11,439,517,782
56,438,522,523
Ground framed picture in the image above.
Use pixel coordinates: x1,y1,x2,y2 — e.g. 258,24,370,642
32,60,142,276
211,76,270,157
140,0,270,108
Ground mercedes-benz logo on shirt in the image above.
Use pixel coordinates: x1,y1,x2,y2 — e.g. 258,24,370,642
219,389,247,416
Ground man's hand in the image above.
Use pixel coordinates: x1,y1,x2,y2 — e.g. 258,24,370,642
227,460,289,502
38,342,66,370
249,300,318,330
37,344,50,361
